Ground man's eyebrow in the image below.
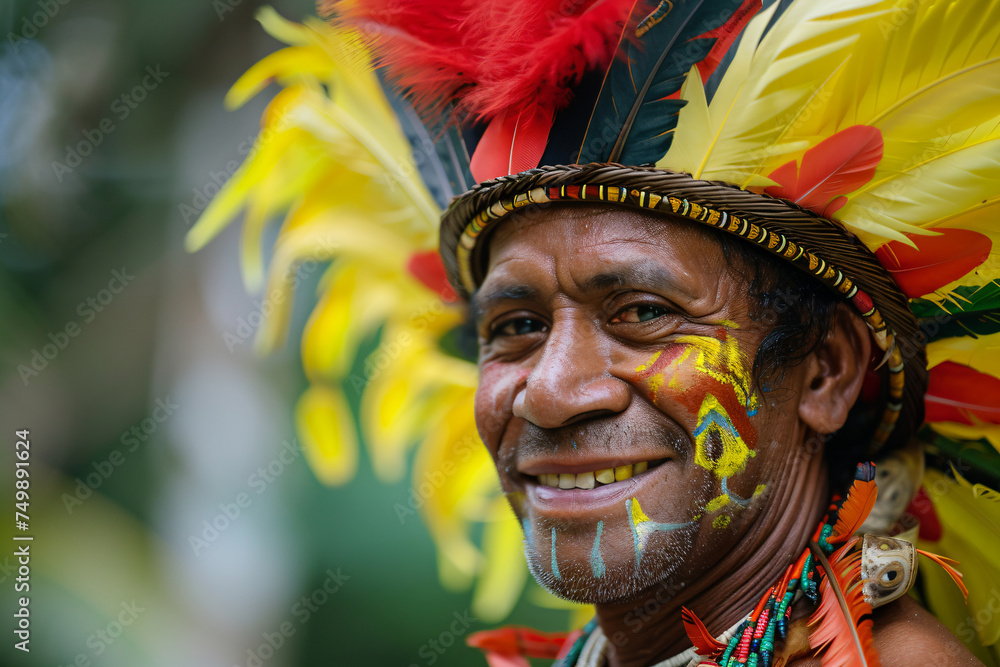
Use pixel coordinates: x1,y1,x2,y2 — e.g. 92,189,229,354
584,263,699,300
472,284,538,321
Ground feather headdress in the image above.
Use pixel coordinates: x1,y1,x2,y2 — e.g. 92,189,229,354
188,0,1000,662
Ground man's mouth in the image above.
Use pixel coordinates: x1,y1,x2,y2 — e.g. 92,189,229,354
533,458,668,489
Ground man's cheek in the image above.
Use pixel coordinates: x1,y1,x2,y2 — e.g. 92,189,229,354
474,362,528,452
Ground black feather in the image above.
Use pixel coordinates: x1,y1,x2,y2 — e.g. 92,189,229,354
577,0,749,165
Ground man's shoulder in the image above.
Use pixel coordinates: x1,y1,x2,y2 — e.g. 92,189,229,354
785,596,981,666
868,595,981,666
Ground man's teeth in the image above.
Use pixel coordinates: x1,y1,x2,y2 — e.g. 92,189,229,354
538,461,650,489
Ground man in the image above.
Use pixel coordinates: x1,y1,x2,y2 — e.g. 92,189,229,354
360,0,997,662
192,0,1000,664
462,201,978,665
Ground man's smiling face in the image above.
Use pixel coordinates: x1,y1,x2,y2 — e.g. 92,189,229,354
473,205,816,604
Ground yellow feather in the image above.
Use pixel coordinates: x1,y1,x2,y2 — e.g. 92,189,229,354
927,333,1000,383
295,384,359,486
302,264,398,379
871,60,1000,138
255,217,412,354
360,337,473,482
837,132,1000,246
471,502,529,622
413,394,494,589
255,6,312,48
930,421,1000,454
225,47,338,110
767,0,1000,244
817,0,1000,133
657,65,712,176
660,0,895,184
920,469,1000,655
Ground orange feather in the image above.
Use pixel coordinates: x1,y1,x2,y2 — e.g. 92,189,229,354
830,477,878,544
917,549,969,601
808,540,880,667
682,607,727,659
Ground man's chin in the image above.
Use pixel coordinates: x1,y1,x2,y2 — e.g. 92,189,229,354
524,548,687,606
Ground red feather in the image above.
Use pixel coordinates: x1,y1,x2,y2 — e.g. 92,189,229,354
407,250,458,302
765,126,883,217
808,540,880,667
469,105,554,181
693,0,762,84
906,486,942,542
555,628,584,660
916,549,969,601
830,477,878,544
925,361,1000,425
466,626,572,659
874,228,992,298
483,653,531,667
681,607,726,659
331,0,635,124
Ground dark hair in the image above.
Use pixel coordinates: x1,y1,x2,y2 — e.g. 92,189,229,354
709,231,879,487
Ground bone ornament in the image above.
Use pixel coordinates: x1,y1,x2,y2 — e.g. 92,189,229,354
860,534,917,609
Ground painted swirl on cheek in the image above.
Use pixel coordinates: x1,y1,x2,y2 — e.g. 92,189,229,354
627,497,695,566
633,328,759,477
634,328,766,526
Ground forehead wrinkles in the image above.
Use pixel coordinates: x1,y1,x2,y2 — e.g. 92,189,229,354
484,207,739,317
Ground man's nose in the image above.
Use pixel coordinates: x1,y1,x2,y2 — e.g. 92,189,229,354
512,316,630,428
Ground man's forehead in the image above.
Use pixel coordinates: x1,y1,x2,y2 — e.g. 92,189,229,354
487,202,706,249
473,205,736,317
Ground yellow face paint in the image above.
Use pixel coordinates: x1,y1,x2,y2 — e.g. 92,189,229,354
705,494,730,513
626,497,694,565
632,328,767,533
671,334,758,415
693,394,755,478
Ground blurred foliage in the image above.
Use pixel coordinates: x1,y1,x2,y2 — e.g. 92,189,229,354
0,1,570,666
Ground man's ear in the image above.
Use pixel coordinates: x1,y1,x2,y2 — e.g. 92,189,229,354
798,303,872,434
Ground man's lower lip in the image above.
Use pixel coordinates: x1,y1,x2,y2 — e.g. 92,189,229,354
524,467,661,518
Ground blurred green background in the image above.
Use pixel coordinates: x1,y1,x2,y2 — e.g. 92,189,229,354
0,1,569,665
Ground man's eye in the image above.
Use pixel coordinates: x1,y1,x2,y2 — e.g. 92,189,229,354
614,304,671,323
494,317,547,337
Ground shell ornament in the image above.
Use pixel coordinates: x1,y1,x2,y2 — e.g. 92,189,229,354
861,534,917,609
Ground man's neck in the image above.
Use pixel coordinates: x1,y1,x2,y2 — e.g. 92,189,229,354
594,448,829,667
